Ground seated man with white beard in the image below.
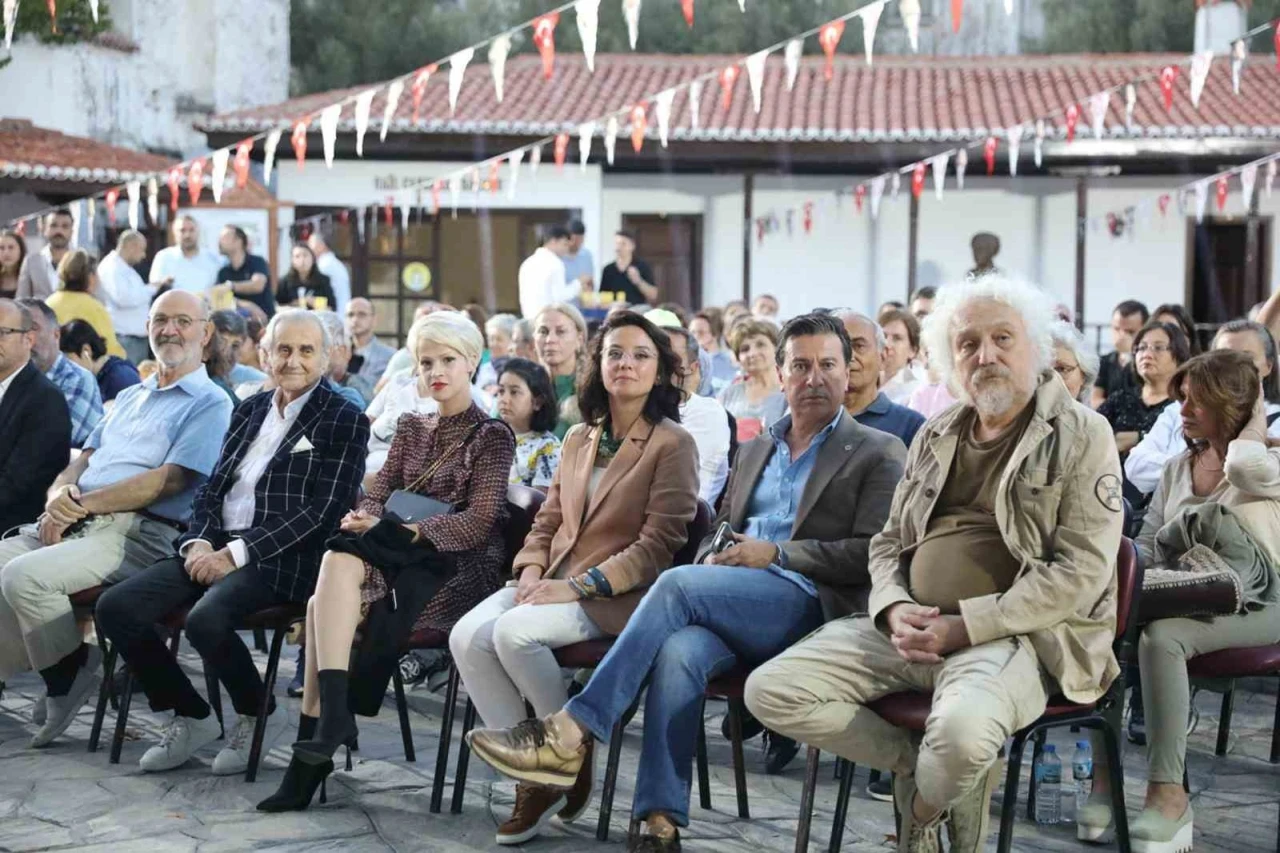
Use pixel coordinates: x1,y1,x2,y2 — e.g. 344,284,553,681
746,278,1124,853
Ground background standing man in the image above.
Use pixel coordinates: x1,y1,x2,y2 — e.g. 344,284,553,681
308,230,351,315
98,230,157,365
150,217,221,295
599,230,657,307
17,209,74,300
217,226,274,318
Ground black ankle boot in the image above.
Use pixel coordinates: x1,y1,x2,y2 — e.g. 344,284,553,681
295,670,357,762
256,753,335,813
296,713,318,743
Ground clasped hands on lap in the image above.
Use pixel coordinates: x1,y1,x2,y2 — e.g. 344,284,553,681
883,602,971,665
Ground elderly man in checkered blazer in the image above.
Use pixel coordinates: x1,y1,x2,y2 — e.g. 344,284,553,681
97,311,369,776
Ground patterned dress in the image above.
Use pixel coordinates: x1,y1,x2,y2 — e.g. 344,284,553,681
359,404,516,632
510,431,561,489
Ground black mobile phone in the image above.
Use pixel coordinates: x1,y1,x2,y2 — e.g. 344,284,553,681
710,522,735,555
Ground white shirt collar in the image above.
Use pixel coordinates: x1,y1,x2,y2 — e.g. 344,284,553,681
0,359,26,400
271,380,321,421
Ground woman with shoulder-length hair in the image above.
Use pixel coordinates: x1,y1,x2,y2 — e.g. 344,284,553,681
450,310,700,846
46,249,127,359
0,229,26,299
258,311,515,813
532,301,589,439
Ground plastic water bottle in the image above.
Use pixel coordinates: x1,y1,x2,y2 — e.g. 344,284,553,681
1072,740,1094,821
1033,744,1062,825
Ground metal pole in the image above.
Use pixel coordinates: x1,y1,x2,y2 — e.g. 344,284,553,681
742,172,753,302
1075,176,1087,330
907,187,920,299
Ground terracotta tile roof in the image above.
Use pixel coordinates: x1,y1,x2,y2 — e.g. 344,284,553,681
198,52,1280,144
0,120,175,182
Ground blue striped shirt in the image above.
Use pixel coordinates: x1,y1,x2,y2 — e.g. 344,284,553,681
46,354,103,449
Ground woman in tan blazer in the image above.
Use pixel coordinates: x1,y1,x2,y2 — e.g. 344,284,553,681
451,310,699,845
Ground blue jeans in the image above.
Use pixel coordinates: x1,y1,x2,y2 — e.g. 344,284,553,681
564,564,823,826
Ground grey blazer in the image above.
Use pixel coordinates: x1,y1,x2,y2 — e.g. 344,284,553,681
696,410,906,621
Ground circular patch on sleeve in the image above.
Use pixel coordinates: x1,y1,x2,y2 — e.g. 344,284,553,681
1094,474,1123,513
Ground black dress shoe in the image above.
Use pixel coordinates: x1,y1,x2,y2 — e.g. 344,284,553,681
721,706,765,742
763,730,801,775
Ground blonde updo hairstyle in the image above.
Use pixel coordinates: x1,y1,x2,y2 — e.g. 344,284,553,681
407,310,484,377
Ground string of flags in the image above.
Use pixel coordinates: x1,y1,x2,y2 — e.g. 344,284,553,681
3,0,101,51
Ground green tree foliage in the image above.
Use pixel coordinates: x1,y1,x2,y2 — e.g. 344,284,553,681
1035,0,1280,53
2,0,112,69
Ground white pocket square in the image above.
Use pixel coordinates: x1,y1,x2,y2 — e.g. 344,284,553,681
291,436,315,453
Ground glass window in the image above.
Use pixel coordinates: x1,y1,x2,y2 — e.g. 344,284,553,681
403,222,435,257
371,298,399,338
368,261,399,297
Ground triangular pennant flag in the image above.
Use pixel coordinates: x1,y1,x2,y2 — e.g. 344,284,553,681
1241,163,1258,212
983,136,997,175
869,175,887,218
233,140,252,188
188,159,205,205
448,47,474,114
1268,160,1278,197
654,89,676,147
860,1,883,65
320,103,341,168
554,133,569,168
911,162,925,198
4,0,17,50
381,79,403,142
784,39,803,90
951,0,963,32
126,181,140,229
411,65,436,123
530,144,542,176
1216,175,1229,212
578,123,594,170
622,0,641,50
1034,119,1045,168
604,115,619,163
353,89,375,156
681,0,693,27
69,200,81,247
1088,91,1109,139
263,128,282,186
1159,66,1178,112
1124,83,1137,130
900,0,921,52
470,169,481,211
1006,125,1023,176
210,147,229,202
890,171,901,199
533,13,559,78
745,51,768,114
688,80,703,130
630,103,647,152
719,65,738,111
146,177,159,224
448,175,461,218
1065,103,1080,142
932,153,950,200
956,148,969,189
1194,180,1209,223
291,120,308,170
854,185,866,213
737,0,744,11
576,0,600,71
86,200,95,236
354,207,366,242
488,35,511,103
507,149,524,199
1230,39,1246,95
166,167,181,215
819,20,844,80
1189,51,1212,109
1003,0,1012,13
802,202,813,234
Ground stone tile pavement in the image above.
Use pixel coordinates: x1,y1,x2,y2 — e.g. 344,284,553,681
0,643,1277,852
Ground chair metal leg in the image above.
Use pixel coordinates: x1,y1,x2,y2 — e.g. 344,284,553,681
995,731,1028,853
597,713,629,842
1271,678,1280,765
830,759,855,853
88,639,117,753
1100,720,1133,853
109,669,135,765
430,665,460,814
794,746,820,853
1025,729,1045,820
253,626,268,653
450,699,477,814
391,666,416,762
695,699,711,811
1216,682,1235,757
244,624,287,783
168,628,181,655
727,697,750,819
205,669,224,739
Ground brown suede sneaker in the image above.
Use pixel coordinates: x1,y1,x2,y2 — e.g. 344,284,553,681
558,739,594,822
469,717,587,790
495,783,568,846
945,760,1002,853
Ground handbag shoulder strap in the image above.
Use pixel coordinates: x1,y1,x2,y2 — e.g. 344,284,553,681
404,417,511,494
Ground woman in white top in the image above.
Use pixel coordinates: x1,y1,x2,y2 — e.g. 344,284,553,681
878,307,923,405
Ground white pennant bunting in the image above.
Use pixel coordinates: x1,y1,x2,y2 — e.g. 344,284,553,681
146,178,159,225
1004,0,1013,12
604,116,619,164
448,175,462,218
69,200,82,248
737,0,744,11
449,48,474,115
1088,91,1109,140
381,80,403,142
210,148,230,202
688,80,703,131
654,89,676,147
263,129,282,186
576,0,600,72
1232,40,1247,95
1194,180,1209,223
1268,160,1278,197
488,35,511,103
1124,83,1137,130
3,0,16,51
900,0,921,53
956,148,969,190
530,145,542,176
89,0,98,22
507,149,524,199
1007,125,1023,176
86,198,95,236
354,89,376,157
1241,163,1258,212
622,0,641,50
126,180,140,229
932,153,950,200
578,122,595,170
401,195,411,231
1033,119,1045,168
784,40,802,91
890,171,901,199
320,104,341,169
1189,51,1213,109
861,1,883,65
869,176,887,219
351,208,364,243
745,51,768,114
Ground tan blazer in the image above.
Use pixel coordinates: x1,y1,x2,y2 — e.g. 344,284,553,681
513,416,700,635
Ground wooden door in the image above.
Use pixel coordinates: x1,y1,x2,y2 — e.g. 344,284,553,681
1187,219,1271,332
621,214,703,309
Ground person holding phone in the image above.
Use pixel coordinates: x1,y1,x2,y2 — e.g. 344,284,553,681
275,244,334,310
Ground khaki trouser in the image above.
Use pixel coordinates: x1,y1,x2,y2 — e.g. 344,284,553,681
0,513,177,679
745,615,1050,810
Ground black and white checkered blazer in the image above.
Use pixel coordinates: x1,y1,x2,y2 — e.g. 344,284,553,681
178,380,370,601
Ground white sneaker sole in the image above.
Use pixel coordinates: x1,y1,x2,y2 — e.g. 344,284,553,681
495,794,567,846
1132,822,1193,853
1078,822,1116,844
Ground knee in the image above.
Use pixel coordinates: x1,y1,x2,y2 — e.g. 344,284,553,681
0,555,41,605
744,658,798,724
95,584,132,634
490,609,543,661
184,601,235,651
450,609,495,663
649,630,724,695
649,564,698,600
1139,620,1190,663
922,707,1003,775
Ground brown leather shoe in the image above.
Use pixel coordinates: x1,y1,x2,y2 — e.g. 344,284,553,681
495,783,567,846
558,739,594,822
628,828,681,852
469,717,587,790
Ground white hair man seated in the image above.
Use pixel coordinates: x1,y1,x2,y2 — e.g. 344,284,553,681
745,277,1124,853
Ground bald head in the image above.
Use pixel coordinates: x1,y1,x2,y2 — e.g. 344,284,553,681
149,290,211,371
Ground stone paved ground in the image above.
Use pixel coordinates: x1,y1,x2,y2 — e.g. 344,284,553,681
0,642,1277,852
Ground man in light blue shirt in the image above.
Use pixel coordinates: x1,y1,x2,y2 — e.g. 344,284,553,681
560,219,595,297
0,289,232,748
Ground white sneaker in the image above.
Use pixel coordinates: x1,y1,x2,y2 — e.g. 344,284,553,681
30,691,47,726
139,713,222,772
212,707,288,776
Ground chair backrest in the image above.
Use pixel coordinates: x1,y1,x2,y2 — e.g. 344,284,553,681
503,483,546,573
671,499,714,568
1113,537,1143,663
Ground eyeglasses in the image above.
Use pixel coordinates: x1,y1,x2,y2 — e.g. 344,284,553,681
0,325,31,337
1053,363,1080,377
1134,343,1171,355
150,314,207,331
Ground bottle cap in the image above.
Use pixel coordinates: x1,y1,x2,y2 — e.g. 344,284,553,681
1044,744,1056,753
1076,740,1089,748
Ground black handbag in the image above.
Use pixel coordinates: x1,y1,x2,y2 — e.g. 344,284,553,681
380,421,490,524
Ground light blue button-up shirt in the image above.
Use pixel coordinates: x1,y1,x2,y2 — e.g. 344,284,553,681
741,408,844,598
79,365,234,523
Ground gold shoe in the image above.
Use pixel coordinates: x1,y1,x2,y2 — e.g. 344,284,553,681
468,716,587,790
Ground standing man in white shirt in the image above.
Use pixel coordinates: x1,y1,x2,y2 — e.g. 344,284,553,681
308,230,351,315
517,225,578,320
149,217,222,295
16,208,75,301
97,230,156,364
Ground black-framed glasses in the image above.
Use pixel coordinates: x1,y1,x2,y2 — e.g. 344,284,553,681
1053,363,1080,377
1134,343,1171,355
0,326,31,337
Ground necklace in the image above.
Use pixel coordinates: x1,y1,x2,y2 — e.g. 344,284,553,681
1195,453,1224,473
597,415,641,460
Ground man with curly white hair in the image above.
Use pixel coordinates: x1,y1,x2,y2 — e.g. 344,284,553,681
746,276,1124,853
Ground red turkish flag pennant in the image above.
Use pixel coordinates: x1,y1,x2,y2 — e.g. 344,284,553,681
291,120,309,170
431,181,443,216
1216,175,1229,212
1157,194,1171,217
984,137,998,175
912,163,926,198
1275,27,1280,70
166,167,182,214
487,160,501,192
411,64,437,124
1160,66,1178,112
802,202,813,234
854,184,866,213
187,159,205,205
338,209,349,225
233,140,252,189
532,13,559,79
554,133,570,168
384,197,395,227
819,20,845,81
1065,104,1080,142
951,0,963,33
46,0,57,33
681,0,694,28
13,220,24,236
104,189,119,225
719,65,739,110
756,218,765,244
630,104,647,152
